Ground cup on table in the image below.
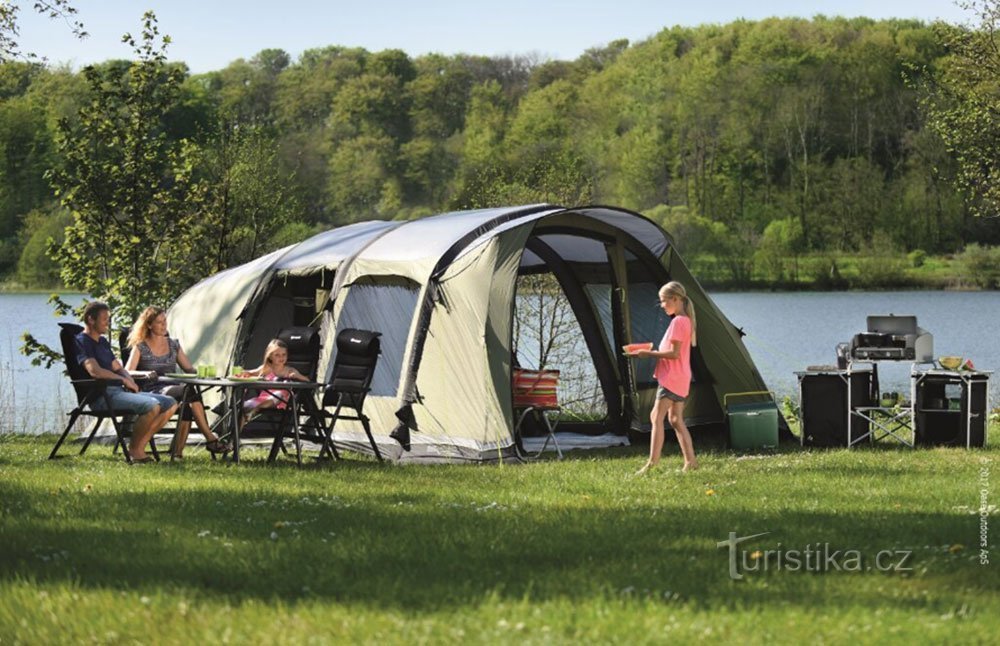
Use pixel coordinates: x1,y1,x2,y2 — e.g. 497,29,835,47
207,365,217,378
231,365,243,378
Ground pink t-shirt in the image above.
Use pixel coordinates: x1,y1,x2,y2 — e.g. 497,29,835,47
653,315,692,397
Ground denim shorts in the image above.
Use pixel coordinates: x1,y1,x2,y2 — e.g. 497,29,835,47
656,386,687,402
90,386,176,416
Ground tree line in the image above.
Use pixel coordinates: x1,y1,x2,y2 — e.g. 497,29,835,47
2,12,1000,300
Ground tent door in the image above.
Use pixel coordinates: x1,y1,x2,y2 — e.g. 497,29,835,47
236,273,331,368
517,235,625,433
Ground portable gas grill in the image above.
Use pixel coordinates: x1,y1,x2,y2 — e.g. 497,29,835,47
849,315,933,362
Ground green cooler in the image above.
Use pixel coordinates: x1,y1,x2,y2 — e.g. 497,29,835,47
725,391,779,450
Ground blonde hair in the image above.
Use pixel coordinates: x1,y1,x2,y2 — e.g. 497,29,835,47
127,306,166,348
261,339,289,369
660,281,697,346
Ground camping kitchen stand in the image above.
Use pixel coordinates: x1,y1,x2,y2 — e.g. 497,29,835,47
812,314,991,448
844,360,915,447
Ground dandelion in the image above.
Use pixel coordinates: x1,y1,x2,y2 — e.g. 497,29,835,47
705,489,716,496
750,550,763,560
270,531,278,541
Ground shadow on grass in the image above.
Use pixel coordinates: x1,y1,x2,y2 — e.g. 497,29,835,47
0,468,989,612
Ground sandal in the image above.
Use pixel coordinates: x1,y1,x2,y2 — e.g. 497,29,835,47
205,439,230,455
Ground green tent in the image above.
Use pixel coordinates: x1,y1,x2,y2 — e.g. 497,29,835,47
168,205,772,462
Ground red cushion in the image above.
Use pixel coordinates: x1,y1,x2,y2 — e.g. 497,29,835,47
513,368,559,408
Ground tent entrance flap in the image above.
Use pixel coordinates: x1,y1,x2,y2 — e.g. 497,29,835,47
514,228,637,434
239,273,331,368
513,271,608,435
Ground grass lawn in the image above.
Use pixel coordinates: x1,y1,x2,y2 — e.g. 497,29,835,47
0,431,997,644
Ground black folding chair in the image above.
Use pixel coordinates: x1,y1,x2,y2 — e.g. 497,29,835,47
49,323,163,464
241,327,326,465
315,328,383,462
278,327,321,379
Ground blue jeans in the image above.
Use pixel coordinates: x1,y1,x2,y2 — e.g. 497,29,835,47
90,385,176,416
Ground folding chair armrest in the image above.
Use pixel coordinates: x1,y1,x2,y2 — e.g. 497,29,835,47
71,377,120,388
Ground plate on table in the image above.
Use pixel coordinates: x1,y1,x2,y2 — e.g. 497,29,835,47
228,375,261,382
165,372,198,378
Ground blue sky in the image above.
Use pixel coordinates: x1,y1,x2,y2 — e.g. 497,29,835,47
16,0,972,74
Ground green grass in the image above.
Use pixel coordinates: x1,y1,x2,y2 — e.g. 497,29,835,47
1,433,998,644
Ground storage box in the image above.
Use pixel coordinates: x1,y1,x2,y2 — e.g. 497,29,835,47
726,391,779,450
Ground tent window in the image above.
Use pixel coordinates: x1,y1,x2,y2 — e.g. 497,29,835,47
584,284,614,352
337,279,419,397
629,282,670,386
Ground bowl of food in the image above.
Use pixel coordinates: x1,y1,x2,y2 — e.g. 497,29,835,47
938,356,963,370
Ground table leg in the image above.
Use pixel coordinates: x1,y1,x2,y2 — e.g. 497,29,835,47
291,390,302,467
232,385,242,464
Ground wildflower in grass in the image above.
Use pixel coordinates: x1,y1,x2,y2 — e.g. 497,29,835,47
948,544,964,553
705,489,716,496
750,550,763,560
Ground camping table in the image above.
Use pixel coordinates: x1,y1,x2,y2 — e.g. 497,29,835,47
165,376,327,464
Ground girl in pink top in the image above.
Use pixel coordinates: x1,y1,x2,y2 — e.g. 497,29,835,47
633,281,698,474
239,339,308,427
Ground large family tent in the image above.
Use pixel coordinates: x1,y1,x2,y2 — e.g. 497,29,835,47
168,204,772,462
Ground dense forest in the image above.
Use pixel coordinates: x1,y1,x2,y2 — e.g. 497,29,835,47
2,14,1000,294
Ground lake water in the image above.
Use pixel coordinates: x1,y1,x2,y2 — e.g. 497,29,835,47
1,291,997,434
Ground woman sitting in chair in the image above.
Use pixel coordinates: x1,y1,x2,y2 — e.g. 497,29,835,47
125,306,229,459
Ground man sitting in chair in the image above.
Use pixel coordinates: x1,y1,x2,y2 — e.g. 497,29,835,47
74,301,177,463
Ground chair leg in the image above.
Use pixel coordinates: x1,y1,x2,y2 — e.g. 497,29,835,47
105,416,132,464
50,410,82,459
512,408,534,460
80,418,103,455
313,409,339,460
267,417,289,463
360,413,383,462
537,411,563,460
291,409,303,468
318,402,346,461
267,433,284,463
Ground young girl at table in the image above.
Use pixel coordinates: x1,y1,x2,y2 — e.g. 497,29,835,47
632,281,699,474
239,338,309,424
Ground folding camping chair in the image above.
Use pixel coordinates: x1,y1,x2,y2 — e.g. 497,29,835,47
314,328,384,462
512,367,563,459
240,326,327,465
49,323,164,464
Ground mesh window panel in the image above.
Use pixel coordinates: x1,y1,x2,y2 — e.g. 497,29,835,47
336,279,419,397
